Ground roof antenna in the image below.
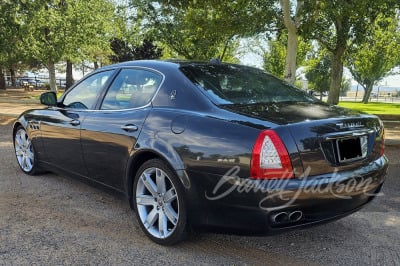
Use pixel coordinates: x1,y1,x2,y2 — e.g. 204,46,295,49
209,57,221,64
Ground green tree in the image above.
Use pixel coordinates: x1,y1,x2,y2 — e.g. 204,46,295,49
64,0,116,88
305,52,331,99
20,0,116,91
306,48,352,99
301,0,398,105
0,1,27,89
346,14,400,103
263,37,286,78
110,38,162,63
138,0,274,61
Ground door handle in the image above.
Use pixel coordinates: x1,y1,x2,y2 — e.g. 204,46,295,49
121,124,138,132
70,119,80,126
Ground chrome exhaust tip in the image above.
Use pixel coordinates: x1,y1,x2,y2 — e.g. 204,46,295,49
271,212,289,223
288,210,303,222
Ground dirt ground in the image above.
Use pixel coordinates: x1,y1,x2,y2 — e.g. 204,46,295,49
0,116,399,265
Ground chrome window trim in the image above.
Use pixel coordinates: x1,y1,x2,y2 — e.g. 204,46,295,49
58,66,166,112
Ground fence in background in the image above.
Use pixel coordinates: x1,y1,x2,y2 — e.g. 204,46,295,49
5,76,69,90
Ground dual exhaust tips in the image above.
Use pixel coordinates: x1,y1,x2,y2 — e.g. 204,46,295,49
271,210,303,224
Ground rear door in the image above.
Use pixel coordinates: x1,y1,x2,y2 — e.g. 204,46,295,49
80,68,163,191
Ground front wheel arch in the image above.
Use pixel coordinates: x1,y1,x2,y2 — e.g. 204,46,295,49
13,124,39,175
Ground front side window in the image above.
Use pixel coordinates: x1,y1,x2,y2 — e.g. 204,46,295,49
180,64,317,105
101,68,162,110
62,70,114,109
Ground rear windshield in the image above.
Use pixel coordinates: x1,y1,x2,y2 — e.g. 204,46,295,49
180,64,316,105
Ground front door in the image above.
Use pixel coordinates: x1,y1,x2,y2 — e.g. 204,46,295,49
40,70,115,177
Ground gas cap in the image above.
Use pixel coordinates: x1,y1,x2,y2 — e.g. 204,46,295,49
171,115,187,134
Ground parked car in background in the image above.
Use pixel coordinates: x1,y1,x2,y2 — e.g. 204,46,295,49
13,60,388,245
313,91,328,97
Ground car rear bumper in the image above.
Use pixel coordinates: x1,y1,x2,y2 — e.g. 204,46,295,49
186,155,389,234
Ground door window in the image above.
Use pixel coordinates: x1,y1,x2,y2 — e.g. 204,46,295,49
101,69,162,110
63,70,114,109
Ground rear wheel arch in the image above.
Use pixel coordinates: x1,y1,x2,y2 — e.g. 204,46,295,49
127,150,184,209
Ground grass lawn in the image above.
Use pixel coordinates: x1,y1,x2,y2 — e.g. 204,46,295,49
338,102,400,115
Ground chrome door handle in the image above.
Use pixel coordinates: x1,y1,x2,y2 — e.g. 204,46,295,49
121,124,138,132
70,120,80,126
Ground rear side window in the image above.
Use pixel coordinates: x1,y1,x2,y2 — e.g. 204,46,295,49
180,64,316,105
101,68,162,110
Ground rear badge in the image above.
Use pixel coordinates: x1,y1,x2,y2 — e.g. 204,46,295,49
336,122,363,129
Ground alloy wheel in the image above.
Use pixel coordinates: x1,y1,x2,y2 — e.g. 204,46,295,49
135,167,179,239
14,128,35,173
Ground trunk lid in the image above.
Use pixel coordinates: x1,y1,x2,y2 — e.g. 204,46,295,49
286,116,384,176
221,102,384,176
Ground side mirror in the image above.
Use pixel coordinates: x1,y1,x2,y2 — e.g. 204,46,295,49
40,92,57,106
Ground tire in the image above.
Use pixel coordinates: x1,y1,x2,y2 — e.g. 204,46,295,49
133,159,188,245
13,126,39,175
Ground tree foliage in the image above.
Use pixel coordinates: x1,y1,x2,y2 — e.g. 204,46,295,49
346,13,400,103
110,38,162,63
305,51,331,97
0,1,28,89
263,37,286,78
263,34,311,79
137,0,275,61
9,0,117,91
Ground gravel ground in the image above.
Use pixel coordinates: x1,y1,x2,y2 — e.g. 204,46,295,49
0,116,399,265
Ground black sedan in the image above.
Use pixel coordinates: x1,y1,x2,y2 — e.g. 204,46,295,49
13,60,388,245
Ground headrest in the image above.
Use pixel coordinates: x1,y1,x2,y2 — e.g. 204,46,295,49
125,73,147,86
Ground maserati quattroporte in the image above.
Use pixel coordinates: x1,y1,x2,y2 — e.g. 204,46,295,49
13,60,388,245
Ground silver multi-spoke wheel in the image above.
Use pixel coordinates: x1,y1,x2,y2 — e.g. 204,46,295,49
134,159,187,245
14,127,35,173
136,167,179,239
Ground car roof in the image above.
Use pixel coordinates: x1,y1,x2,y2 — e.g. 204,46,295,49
96,59,249,72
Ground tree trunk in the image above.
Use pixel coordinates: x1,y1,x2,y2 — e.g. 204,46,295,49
284,30,298,84
94,61,99,70
47,60,57,92
66,60,74,89
327,47,345,105
0,68,6,90
280,0,302,85
362,83,374,104
220,38,231,62
10,67,16,87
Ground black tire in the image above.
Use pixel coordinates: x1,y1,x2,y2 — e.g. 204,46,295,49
13,126,40,175
133,159,188,245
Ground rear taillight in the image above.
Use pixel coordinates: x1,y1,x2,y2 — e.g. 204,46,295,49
250,130,294,179
379,128,385,157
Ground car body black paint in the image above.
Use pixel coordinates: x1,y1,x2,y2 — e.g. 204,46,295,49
14,60,388,235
